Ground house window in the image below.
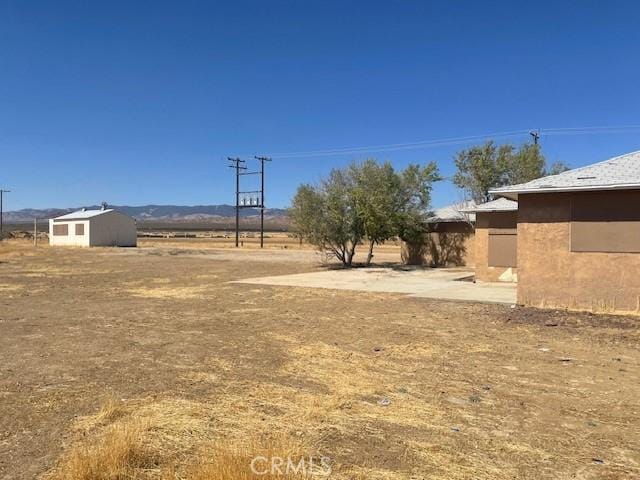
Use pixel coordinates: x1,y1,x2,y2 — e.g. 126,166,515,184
570,192,640,253
488,230,517,267
486,211,518,267
75,223,84,235
53,224,68,236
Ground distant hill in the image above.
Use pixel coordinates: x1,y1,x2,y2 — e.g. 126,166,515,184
4,204,289,223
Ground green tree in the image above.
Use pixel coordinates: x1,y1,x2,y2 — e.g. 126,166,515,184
453,141,568,203
350,160,400,265
291,168,363,267
291,160,440,266
396,162,441,244
499,143,546,185
452,141,512,204
545,160,570,176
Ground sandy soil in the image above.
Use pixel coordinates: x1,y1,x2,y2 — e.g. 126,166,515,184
0,240,639,479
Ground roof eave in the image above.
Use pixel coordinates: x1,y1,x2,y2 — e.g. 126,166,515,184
489,183,640,198
462,207,517,213
427,218,475,224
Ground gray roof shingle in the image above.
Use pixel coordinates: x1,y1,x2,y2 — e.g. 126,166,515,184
490,150,640,198
461,197,517,213
428,200,476,223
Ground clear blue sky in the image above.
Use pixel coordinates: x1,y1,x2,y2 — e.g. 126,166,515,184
1,1,640,210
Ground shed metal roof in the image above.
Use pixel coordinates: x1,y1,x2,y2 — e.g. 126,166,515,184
52,209,114,221
490,150,640,198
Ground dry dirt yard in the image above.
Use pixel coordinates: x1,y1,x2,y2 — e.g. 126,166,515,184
0,240,639,479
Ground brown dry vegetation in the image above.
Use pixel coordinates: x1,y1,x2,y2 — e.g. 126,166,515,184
46,404,312,480
48,418,156,480
138,234,403,257
0,239,639,479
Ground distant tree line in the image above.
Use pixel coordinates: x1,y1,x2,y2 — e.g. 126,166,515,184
291,141,568,266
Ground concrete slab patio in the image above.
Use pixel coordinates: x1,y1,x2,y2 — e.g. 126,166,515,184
233,267,517,304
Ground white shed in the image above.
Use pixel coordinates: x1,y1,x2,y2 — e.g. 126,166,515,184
49,208,137,247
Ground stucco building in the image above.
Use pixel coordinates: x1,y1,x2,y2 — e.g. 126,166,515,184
463,198,518,282
49,208,137,247
491,150,640,313
401,202,476,266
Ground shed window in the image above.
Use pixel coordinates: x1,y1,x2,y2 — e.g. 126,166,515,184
570,192,640,253
75,223,85,235
53,224,68,236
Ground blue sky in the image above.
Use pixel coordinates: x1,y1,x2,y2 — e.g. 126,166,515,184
1,1,640,210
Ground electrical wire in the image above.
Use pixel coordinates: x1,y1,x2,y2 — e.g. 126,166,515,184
250,125,640,159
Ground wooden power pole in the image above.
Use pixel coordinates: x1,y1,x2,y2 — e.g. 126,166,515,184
254,156,272,248
0,189,10,241
227,158,247,247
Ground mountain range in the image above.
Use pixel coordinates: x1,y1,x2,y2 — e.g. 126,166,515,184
4,204,289,223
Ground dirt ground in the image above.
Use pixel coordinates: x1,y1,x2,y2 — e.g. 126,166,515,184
0,239,639,479
138,233,403,256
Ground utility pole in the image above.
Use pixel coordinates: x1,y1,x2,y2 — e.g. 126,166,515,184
0,189,10,241
529,130,540,145
255,156,272,248
227,158,246,247
227,156,272,249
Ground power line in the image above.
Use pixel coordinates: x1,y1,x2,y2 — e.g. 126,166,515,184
258,129,531,159
542,125,640,136
541,125,640,132
252,124,640,160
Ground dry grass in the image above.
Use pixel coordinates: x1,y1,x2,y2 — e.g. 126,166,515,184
181,436,314,480
88,397,129,427
41,334,568,480
4,243,637,480
48,419,156,480
0,283,23,292
0,239,43,260
47,398,320,480
127,285,211,299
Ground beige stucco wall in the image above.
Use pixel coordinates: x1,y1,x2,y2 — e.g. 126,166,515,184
474,211,517,282
517,191,640,313
401,222,475,267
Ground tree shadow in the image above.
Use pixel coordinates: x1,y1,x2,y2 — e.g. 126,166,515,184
402,230,472,267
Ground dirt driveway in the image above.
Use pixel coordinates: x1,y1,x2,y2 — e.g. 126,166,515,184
0,242,639,479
